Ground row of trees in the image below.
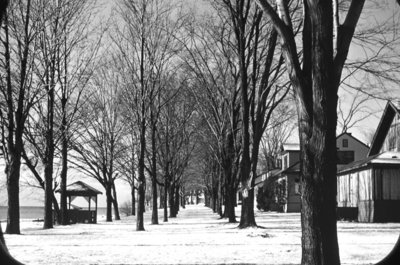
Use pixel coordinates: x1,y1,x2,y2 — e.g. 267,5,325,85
0,0,200,236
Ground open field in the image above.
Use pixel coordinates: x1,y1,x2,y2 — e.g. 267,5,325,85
4,204,400,265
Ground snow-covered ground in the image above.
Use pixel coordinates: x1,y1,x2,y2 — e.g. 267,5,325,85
4,204,400,265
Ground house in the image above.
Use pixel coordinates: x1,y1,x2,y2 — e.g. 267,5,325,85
259,143,301,212
337,101,400,222
336,132,369,165
261,133,369,213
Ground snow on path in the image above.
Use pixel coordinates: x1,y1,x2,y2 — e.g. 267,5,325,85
4,204,400,264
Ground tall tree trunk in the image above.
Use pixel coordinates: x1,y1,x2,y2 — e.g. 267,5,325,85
169,182,176,218
112,182,120,221
163,179,168,222
43,160,54,229
151,177,158,224
299,102,339,264
106,183,113,222
5,156,21,234
43,79,55,229
60,107,68,225
151,122,158,224
298,76,340,264
181,187,185,209
159,184,164,209
224,185,236,223
239,188,256,228
217,172,223,217
238,68,256,227
211,187,217,212
174,184,180,214
131,185,136,216
136,118,146,231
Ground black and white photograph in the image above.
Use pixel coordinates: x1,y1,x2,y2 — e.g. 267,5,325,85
1,0,400,264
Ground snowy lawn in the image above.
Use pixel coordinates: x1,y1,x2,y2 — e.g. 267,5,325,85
4,204,400,265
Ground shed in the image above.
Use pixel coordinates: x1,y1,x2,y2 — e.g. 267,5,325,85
336,101,400,222
337,152,400,222
56,181,102,224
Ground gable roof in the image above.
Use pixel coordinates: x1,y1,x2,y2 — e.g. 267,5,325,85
56,181,103,196
368,101,400,156
336,132,369,149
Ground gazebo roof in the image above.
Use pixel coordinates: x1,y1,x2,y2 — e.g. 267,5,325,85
56,181,102,197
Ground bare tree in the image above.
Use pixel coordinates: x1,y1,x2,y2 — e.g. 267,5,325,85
337,90,378,134
117,132,138,216
156,80,197,220
255,0,366,264
114,0,185,231
56,0,100,226
0,0,42,234
0,0,24,262
217,0,290,228
69,59,126,222
181,10,242,222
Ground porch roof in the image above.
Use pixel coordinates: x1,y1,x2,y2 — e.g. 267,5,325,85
337,151,400,175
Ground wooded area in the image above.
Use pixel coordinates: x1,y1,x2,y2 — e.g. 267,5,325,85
1,1,400,265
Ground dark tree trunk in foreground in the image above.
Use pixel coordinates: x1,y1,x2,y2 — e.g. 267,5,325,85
256,0,367,264
0,222,23,265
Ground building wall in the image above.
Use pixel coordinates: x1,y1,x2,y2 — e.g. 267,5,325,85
285,173,300,213
338,166,400,222
337,170,370,208
337,168,372,221
336,133,369,163
281,151,300,170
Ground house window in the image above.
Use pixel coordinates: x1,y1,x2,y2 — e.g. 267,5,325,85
337,151,355,164
342,139,348,148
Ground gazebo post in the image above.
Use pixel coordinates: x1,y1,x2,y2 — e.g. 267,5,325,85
88,196,91,211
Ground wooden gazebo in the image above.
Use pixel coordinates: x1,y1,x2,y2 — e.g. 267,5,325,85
56,181,102,224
